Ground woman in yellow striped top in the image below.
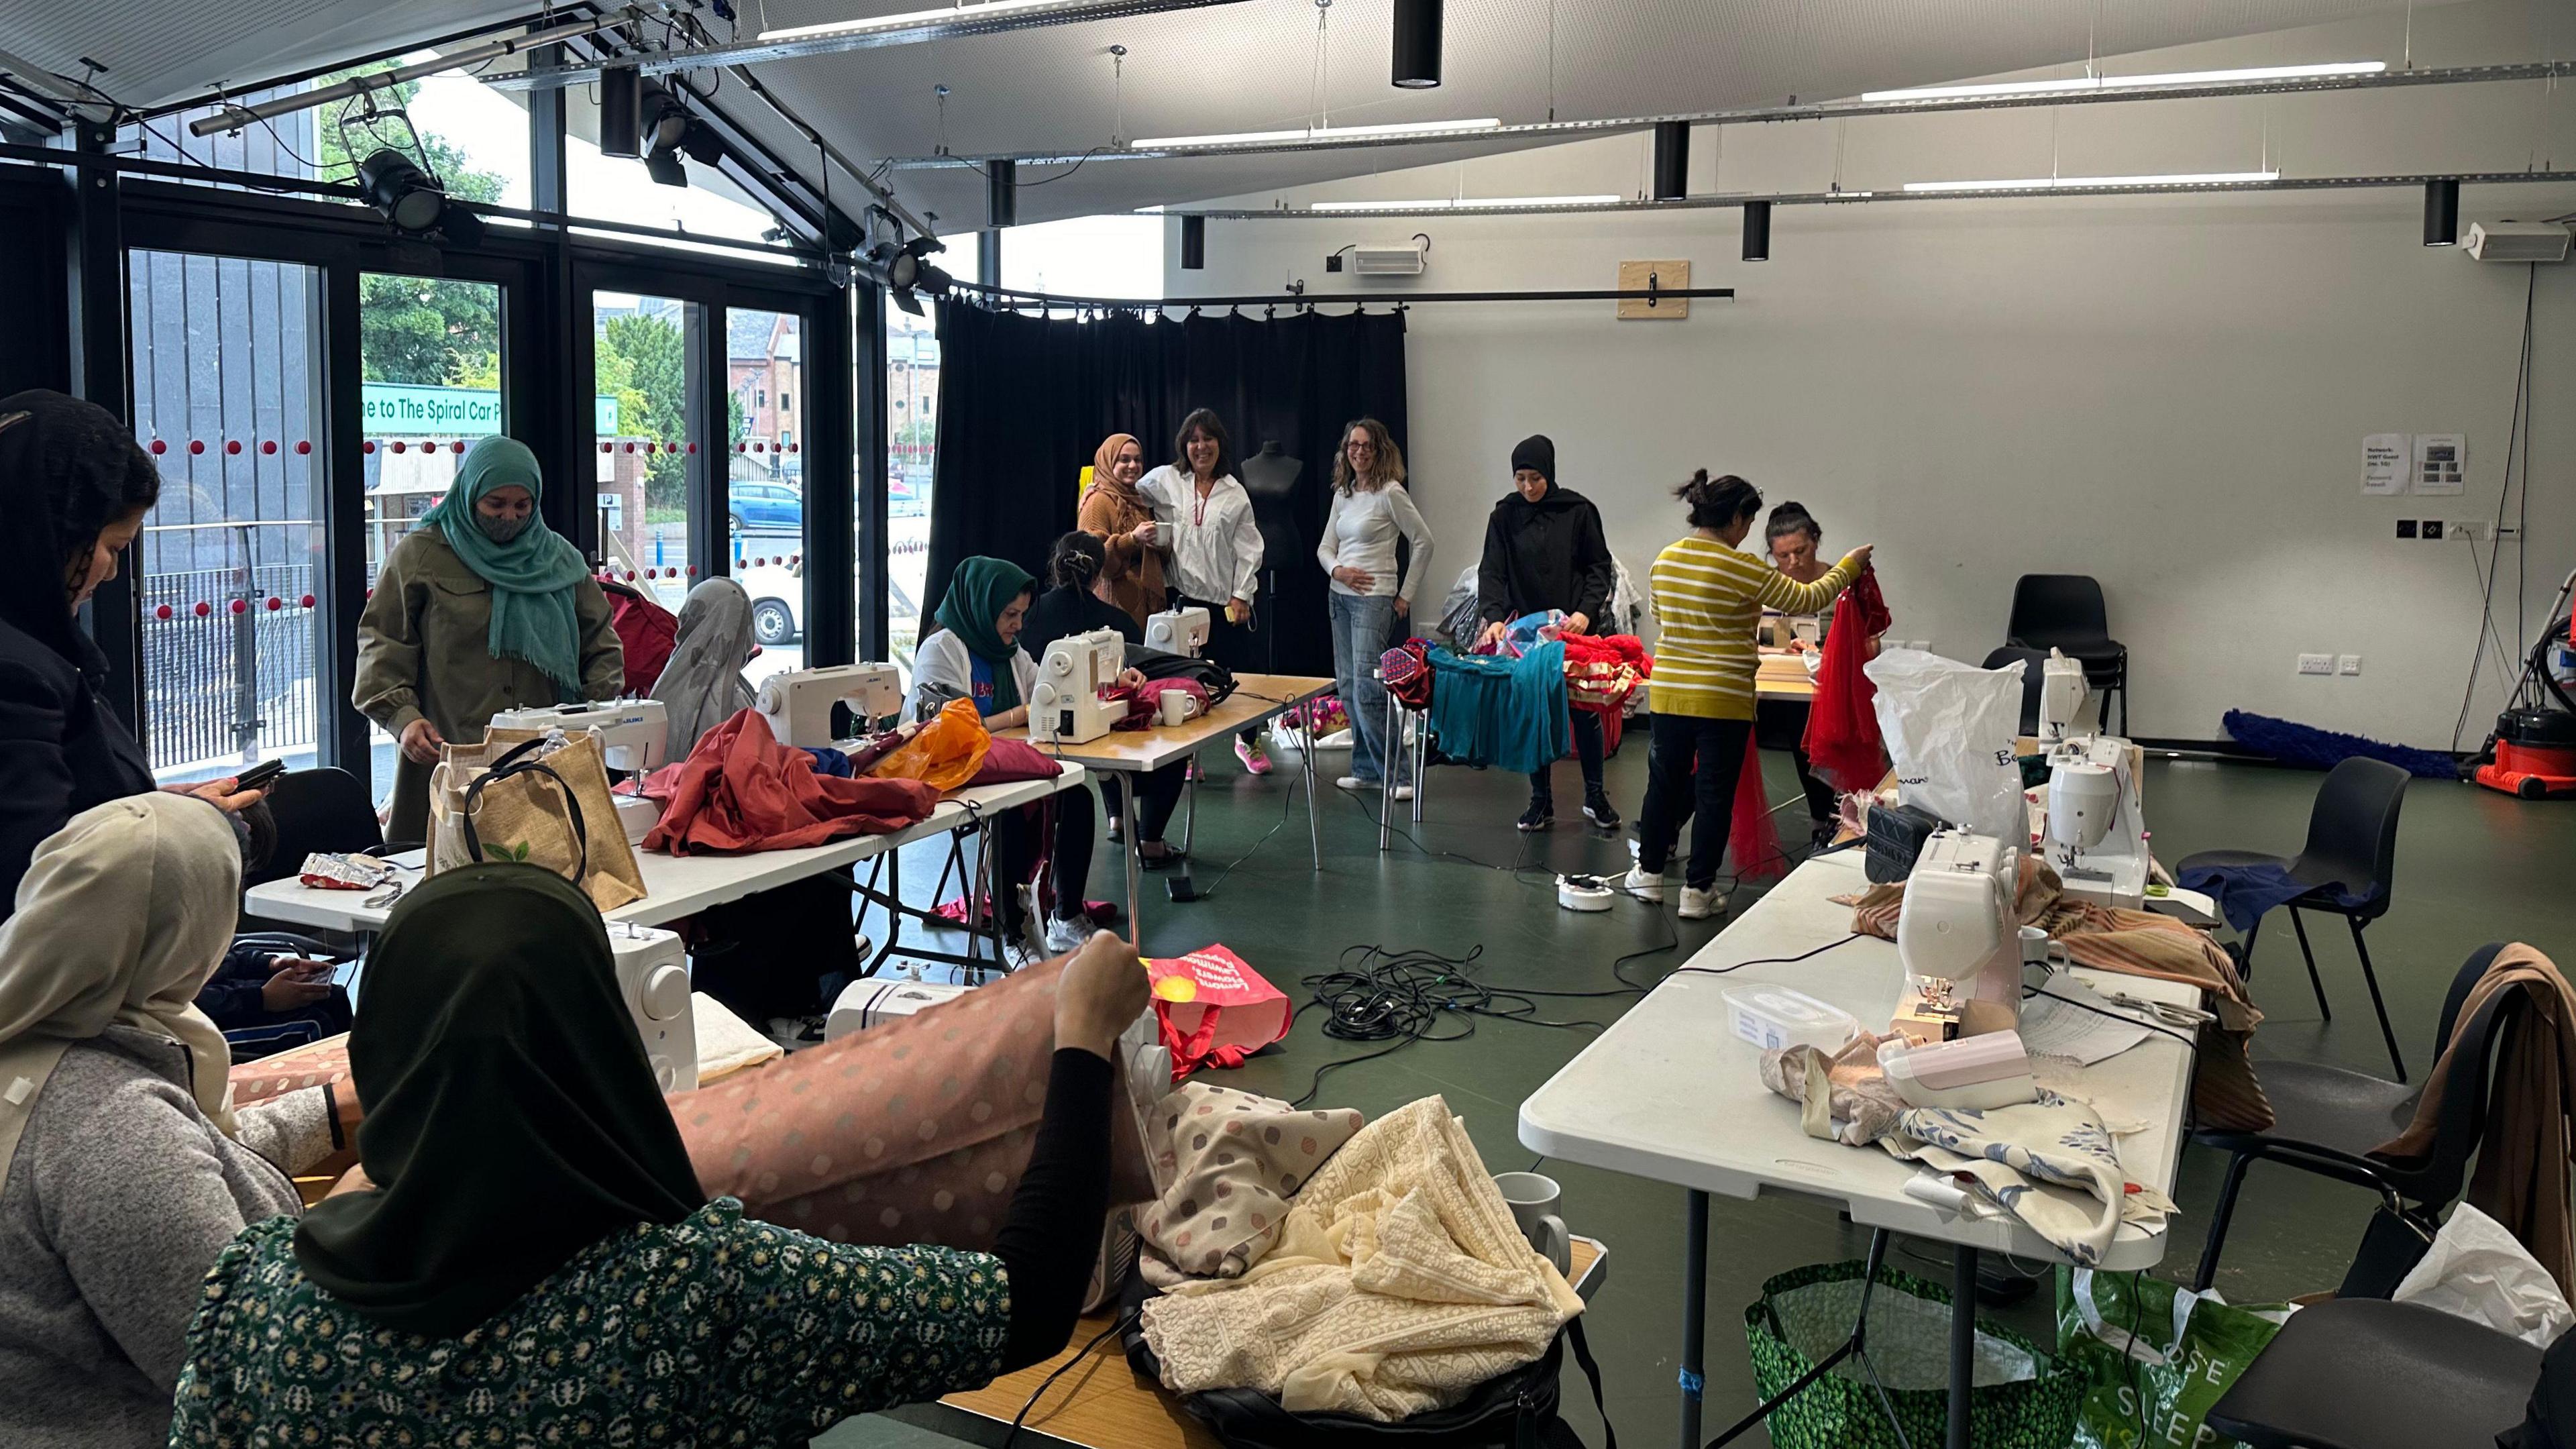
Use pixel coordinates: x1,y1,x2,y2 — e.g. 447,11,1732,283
1627,472,1872,920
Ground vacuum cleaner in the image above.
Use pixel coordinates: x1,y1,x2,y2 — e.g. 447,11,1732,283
2474,569,2576,800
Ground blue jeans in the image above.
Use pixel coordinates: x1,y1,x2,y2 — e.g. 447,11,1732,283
1328,590,1404,785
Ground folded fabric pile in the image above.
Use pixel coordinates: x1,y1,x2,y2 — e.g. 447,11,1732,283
643,708,939,854
1838,855,2273,1132
1136,1082,1366,1285
1139,1095,1584,1421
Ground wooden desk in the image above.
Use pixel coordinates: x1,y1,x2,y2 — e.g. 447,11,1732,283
914,1236,1606,1449
996,673,1335,942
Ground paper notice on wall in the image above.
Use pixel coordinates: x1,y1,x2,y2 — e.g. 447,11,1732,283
2361,435,2408,496
2414,433,2468,495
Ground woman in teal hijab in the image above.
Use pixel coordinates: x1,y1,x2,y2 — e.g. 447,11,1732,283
354,436,623,842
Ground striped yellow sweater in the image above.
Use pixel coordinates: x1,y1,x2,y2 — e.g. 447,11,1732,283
1648,537,1860,720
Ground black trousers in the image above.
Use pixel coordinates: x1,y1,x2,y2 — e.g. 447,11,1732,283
1527,708,1605,802
1638,712,1754,891
1102,765,1187,844
994,786,1097,926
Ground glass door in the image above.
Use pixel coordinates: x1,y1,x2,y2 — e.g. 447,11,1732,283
592,291,706,610
722,306,804,687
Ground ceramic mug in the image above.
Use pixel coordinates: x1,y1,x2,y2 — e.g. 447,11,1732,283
1492,1171,1572,1276
1161,691,1193,727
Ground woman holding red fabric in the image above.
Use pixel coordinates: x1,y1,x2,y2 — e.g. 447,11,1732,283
1761,502,1850,845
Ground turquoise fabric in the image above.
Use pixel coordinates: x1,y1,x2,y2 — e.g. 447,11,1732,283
1426,642,1569,775
417,436,589,694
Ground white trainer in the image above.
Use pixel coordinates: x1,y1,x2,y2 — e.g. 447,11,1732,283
1622,866,1664,903
1042,914,1091,954
1336,775,1369,792
1678,885,1728,920
1393,784,1415,802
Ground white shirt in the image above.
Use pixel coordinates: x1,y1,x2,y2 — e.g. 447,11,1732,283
1139,465,1264,604
1316,482,1435,604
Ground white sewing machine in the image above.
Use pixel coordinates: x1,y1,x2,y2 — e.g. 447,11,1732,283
489,698,670,774
1892,828,2023,1043
2045,733,2149,910
606,923,698,1093
823,977,973,1041
1030,629,1125,745
2036,649,2096,746
1143,605,1210,657
753,663,903,749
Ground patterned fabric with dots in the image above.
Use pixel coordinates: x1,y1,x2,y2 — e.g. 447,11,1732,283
1136,1083,1364,1286
674,956,1155,1250
168,1199,1010,1446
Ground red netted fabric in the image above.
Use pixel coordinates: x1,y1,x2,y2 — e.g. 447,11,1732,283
1802,569,1892,792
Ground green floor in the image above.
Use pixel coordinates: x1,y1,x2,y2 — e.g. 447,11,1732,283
821,740,2576,1449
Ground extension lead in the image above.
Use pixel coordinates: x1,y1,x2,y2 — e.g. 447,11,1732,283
1555,873,1616,912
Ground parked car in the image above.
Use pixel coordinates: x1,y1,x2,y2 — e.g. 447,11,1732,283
729,481,802,535
736,557,802,646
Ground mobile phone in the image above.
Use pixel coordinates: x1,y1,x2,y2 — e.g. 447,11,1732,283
231,759,288,791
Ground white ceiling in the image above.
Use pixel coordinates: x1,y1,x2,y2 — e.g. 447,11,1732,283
2,0,2475,232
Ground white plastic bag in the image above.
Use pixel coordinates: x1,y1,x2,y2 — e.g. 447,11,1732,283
2393,1203,2574,1347
1864,648,2027,845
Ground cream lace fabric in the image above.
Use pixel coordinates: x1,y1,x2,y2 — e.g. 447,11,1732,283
1138,1095,1584,1421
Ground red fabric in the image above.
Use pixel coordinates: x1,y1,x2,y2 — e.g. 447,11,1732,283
604,582,678,696
1108,678,1211,732
969,737,1068,786
1803,569,1892,792
643,708,938,855
1729,729,1786,881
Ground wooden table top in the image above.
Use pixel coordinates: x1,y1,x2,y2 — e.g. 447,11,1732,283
994,673,1334,773
929,1236,1603,1449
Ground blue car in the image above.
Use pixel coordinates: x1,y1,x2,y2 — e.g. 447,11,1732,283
729,482,802,535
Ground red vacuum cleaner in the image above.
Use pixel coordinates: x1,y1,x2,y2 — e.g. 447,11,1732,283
2474,572,2576,800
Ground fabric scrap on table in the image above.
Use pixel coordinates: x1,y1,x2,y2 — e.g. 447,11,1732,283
1138,1095,1583,1421
642,707,938,855
1888,1091,2175,1268
1759,1031,1906,1146
1135,1082,1366,1287
1839,855,2274,1132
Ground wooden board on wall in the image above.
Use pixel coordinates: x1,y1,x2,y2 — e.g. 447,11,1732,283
1617,259,1690,320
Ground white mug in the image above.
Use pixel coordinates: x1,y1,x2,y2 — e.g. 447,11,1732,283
1492,1171,1572,1276
1160,691,1193,727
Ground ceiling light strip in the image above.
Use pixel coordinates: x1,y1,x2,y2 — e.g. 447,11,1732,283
1306,193,1620,211
879,59,2576,168
1901,170,2280,192
1861,60,2383,103
1163,170,2572,219
1128,117,1503,149
486,0,1252,91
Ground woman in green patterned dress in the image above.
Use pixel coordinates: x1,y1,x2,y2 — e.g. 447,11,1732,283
170,863,1145,1446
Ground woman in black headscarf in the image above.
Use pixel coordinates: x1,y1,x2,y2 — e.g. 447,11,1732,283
172,862,1146,1446
0,391,266,918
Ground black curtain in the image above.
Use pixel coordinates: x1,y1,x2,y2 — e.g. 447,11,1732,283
926,305,1409,678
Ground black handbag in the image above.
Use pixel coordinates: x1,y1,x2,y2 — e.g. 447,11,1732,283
1116,1275,1617,1449
1128,647,1241,708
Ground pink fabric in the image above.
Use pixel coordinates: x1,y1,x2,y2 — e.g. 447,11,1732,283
229,1034,351,1108
643,708,939,855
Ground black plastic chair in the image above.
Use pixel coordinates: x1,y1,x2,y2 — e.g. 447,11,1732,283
2190,942,2522,1293
246,766,387,888
2178,756,2411,1078
1981,646,2049,736
2006,574,2127,736
2204,1297,2541,1449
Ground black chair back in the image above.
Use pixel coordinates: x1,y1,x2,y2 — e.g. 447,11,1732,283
2296,757,2408,916
248,767,383,890
1982,646,2049,735
2007,574,2110,649
2383,942,2524,1208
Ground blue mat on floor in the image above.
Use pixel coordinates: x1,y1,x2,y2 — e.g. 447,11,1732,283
2221,709,2460,780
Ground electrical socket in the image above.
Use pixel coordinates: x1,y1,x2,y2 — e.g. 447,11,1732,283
2453,520,2489,541
2339,655,2363,676
2298,653,2336,676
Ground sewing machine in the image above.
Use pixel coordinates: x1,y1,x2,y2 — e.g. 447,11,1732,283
488,698,669,774
1892,828,2023,1043
1143,605,1210,657
2044,733,2149,910
2037,649,2094,746
1030,629,1125,745
823,977,973,1042
606,923,698,1093
753,663,903,749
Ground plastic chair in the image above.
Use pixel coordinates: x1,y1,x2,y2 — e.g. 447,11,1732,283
2188,943,2522,1293
2204,1297,2541,1449
2005,574,2127,736
1980,646,2049,736
2177,757,2411,1078
248,767,388,889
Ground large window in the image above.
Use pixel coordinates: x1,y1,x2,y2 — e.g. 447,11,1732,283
127,250,329,784
883,303,939,680
725,308,803,687
594,292,704,610
999,214,1164,298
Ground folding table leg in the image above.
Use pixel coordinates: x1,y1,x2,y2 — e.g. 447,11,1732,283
1302,705,1322,870
1680,1189,1708,1448
1120,777,1145,948
1949,1246,1979,1449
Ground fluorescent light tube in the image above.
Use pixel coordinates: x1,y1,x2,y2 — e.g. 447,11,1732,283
1306,194,1621,211
1902,170,2280,193
1130,117,1503,150
763,0,1069,42
1864,60,2383,103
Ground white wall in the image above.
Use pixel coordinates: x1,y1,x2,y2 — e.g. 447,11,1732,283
1166,1,2576,748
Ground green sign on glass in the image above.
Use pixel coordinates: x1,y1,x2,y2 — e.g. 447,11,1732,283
361,384,620,437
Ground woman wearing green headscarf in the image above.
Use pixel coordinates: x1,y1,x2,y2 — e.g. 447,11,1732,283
912,556,1136,955
354,436,623,841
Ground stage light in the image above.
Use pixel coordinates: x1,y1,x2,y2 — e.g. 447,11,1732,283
358,150,445,233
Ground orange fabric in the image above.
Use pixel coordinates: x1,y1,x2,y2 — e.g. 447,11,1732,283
2373,944,2576,1296
643,708,939,855
867,698,994,793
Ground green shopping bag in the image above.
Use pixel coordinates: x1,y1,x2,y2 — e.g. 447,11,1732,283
1743,1260,2084,1449
2055,1267,2294,1449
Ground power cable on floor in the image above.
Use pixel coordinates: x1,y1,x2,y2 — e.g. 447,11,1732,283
1284,943,1617,1107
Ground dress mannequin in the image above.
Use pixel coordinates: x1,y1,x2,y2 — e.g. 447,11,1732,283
1237,442,1305,674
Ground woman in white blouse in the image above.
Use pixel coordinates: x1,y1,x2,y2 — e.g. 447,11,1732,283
1139,409,1271,774
1315,419,1433,800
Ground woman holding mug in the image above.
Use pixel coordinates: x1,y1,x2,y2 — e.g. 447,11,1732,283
1139,410,1270,775
1316,418,1433,800
1076,433,1165,628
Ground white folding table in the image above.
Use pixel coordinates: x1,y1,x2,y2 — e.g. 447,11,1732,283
1519,847,2202,1449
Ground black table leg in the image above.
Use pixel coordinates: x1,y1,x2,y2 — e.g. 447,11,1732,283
1682,1188,1708,1448
1949,1245,1978,1449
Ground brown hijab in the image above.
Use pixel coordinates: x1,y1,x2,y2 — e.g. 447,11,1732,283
1079,432,1163,625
